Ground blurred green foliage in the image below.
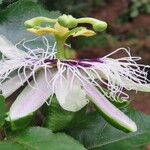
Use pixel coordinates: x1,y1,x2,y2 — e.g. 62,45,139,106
0,0,38,9
0,0,105,16
1,0,149,22
0,0,17,9
75,33,118,49
38,0,106,16
118,0,150,23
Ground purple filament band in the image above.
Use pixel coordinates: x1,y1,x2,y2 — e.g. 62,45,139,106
43,58,103,67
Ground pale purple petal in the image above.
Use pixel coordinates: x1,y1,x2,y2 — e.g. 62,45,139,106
82,80,137,132
8,70,52,120
0,35,27,58
1,71,32,98
0,59,25,76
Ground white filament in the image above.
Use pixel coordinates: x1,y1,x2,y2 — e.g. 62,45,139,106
0,36,149,103
0,36,56,92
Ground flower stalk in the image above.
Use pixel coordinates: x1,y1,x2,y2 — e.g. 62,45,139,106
55,36,66,59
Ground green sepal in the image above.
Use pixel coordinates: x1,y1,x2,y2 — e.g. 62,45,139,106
5,113,34,131
43,96,86,132
0,95,7,128
94,104,131,132
87,87,134,132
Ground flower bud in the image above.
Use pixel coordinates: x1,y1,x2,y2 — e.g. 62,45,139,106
93,21,107,32
58,14,78,28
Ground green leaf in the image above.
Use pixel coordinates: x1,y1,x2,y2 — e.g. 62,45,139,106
0,95,6,128
0,142,23,150
44,96,86,132
0,0,61,44
0,127,86,150
66,108,150,150
0,0,18,7
6,113,34,131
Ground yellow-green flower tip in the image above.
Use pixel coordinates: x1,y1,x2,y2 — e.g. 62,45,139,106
93,21,107,32
58,14,78,28
73,28,96,37
24,20,34,28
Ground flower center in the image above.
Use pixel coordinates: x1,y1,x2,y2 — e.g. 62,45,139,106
43,58,103,68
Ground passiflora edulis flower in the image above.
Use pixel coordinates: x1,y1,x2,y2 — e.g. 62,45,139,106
0,14,149,132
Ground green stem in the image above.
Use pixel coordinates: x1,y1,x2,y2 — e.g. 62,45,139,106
24,17,57,28
77,18,99,24
55,37,66,59
77,18,107,32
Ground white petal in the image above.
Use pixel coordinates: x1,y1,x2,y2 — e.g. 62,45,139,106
83,80,137,132
123,79,150,92
0,35,27,58
0,59,26,80
1,71,32,98
54,76,88,112
8,70,52,120
136,84,150,92
54,75,68,105
88,59,150,93
60,82,88,112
